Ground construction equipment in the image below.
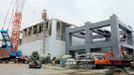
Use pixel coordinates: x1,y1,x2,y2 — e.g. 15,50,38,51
29,52,42,68
40,53,51,64
54,55,72,64
0,0,25,62
95,48,131,68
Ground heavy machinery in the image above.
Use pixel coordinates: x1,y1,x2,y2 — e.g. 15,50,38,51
29,52,42,68
54,55,72,64
70,48,131,69
40,53,51,64
95,48,131,68
72,52,104,69
0,0,25,62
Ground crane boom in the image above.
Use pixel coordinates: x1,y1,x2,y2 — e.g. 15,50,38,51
11,0,25,52
11,12,22,51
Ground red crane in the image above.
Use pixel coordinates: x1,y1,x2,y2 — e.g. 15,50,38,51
11,0,25,52
0,0,25,60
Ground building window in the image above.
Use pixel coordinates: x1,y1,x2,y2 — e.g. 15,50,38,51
56,21,62,40
39,23,43,33
44,21,51,37
46,22,48,30
28,27,32,35
33,25,37,34
56,21,68,41
48,21,51,36
61,22,69,41
23,29,27,37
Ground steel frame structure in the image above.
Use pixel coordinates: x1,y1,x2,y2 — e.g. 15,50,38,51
65,15,133,60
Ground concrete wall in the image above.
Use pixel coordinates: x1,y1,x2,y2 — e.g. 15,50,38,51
19,40,43,56
44,19,65,58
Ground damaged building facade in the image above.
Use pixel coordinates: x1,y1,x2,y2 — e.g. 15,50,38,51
19,10,74,58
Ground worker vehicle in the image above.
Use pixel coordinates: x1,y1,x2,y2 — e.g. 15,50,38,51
29,52,42,68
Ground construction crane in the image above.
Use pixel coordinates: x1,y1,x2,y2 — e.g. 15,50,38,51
0,0,25,62
11,0,25,52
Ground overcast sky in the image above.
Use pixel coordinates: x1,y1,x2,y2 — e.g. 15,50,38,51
0,0,134,31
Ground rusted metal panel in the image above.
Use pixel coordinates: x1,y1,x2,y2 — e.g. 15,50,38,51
0,50,10,58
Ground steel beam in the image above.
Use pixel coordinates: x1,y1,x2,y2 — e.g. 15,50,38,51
90,41,112,48
72,33,105,39
118,20,132,32
88,19,111,29
69,45,86,50
68,26,85,33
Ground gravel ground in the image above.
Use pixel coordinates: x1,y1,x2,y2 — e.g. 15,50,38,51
0,64,107,75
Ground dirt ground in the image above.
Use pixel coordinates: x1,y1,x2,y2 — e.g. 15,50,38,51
0,64,134,75
0,64,108,75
